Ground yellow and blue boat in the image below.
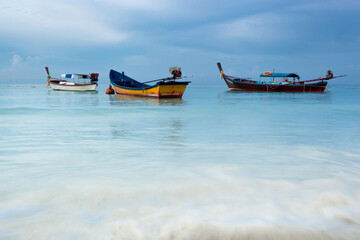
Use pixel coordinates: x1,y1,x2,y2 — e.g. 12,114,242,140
109,68,190,98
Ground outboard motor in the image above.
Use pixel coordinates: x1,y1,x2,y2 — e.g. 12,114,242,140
327,70,333,79
90,73,99,84
169,67,182,79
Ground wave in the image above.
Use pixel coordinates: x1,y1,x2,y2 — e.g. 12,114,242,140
0,174,359,240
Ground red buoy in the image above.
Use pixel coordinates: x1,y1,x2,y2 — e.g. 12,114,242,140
106,84,115,94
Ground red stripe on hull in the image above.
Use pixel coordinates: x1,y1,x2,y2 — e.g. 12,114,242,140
224,78,327,92
158,94,184,98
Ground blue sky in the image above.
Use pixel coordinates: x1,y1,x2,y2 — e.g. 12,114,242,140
0,0,359,84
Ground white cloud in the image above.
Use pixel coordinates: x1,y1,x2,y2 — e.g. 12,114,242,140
10,54,24,68
0,0,184,47
3,54,40,71
98,0,169,11
1,54,42,81
289,0,360,11
216,13,293,42
0,0,129,46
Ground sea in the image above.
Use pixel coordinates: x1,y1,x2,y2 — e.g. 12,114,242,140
0,83,359,240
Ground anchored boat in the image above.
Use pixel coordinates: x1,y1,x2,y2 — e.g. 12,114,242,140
45,67,98,91
109,67,191,98
217,62,345,92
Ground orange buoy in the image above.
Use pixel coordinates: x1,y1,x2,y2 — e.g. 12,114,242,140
106,84,115,94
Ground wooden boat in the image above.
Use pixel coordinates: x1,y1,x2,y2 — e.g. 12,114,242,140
45,67,98,91
109,67,190,98
217,62,345,92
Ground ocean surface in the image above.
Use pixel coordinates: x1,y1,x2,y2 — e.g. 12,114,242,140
0,83,359,239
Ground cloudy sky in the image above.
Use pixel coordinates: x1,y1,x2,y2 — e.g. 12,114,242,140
0,0,359,84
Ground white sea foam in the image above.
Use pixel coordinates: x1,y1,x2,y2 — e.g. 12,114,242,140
0,167,359,240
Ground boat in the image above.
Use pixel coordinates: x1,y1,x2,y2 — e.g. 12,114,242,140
45,67,98,91
217,62,345,92
109,67,191,98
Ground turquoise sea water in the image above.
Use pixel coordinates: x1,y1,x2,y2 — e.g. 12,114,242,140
0,83,360,239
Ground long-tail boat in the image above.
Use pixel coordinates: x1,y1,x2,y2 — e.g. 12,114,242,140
109,67,191,98
45,67,98,91
217,62,345,92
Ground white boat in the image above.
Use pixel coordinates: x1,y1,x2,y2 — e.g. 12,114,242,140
45,67,98,91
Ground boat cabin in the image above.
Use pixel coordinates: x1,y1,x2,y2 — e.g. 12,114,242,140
259,72,300,84
56,73,99,85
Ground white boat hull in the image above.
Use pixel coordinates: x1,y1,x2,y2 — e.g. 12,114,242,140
50,82,97,91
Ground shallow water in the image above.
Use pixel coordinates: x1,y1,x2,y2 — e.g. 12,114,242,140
0,83,360,239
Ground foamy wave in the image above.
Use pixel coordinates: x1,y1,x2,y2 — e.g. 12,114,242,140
112,222,335,240
0,173,359,240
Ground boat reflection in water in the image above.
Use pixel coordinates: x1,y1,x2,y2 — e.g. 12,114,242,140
110,94,184,106
219,87,333,105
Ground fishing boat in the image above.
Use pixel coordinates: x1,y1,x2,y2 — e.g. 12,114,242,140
45,67,98,91
217,62,345,92
109,67,191,98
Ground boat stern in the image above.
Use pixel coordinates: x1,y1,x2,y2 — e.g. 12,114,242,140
158,81,190,98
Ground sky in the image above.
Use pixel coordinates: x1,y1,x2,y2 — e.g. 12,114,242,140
0,0,359,84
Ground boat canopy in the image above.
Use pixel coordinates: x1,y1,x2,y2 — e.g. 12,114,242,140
60,74,90,79
260,73,300,79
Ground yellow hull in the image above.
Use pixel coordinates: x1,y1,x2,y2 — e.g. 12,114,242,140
113,84,188,98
